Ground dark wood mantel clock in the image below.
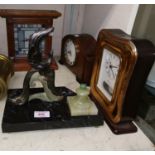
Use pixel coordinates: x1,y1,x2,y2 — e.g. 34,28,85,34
0,9,61,71
59,34,96,85
90,29,155,134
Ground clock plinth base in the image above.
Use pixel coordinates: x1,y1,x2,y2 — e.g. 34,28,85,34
104,114,137,134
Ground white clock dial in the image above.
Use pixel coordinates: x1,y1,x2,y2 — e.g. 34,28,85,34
97,48,121,101
64,39,76,66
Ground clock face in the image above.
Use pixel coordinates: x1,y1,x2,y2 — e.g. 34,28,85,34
64,39,76,66
97,48,121,101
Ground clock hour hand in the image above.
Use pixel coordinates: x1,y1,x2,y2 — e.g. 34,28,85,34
67,50,72,56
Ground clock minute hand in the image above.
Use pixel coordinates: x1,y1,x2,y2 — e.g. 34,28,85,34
110,67,115,78
110,64,118,68
109,64,117,78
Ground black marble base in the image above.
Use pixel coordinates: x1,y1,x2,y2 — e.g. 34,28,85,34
2,87,104,132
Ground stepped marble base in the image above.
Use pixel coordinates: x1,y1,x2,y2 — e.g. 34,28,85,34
2,87,104,132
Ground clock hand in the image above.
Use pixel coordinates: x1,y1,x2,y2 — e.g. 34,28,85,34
110,64,118,68
67,50,72,56
110,67,115,78
109,63,117,78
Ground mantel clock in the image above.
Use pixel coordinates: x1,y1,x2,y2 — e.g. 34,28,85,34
59,34,96,85
91,29,155,134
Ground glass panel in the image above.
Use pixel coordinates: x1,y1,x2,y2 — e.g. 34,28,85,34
14,24,45,57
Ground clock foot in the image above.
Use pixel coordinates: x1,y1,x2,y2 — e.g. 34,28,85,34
104,115,137,134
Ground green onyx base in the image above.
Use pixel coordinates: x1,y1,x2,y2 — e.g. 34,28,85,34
67,96,98,116
67,84,98,116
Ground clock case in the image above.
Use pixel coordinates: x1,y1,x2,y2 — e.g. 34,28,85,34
90,29,155,134
59,34,96,85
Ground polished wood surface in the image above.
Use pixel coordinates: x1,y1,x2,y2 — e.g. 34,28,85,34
91,29,138,124
0,9,61,18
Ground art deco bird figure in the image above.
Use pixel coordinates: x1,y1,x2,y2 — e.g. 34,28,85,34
10,27,63,105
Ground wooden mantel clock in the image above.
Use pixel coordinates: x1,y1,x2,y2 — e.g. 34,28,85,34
59,34,96,85
0,9,61,71
90,29,155,134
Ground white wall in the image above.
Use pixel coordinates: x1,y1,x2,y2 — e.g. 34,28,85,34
82,4,139,38
63,4,85,36
0,4,65,56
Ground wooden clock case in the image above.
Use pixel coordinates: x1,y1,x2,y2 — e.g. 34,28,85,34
59,34,96,85
90,29,155,134
0,9,61,71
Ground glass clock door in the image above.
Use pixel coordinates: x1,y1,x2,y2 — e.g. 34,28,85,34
14,24,45,57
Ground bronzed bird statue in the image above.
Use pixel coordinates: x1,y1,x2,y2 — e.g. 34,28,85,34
10,27,63,105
